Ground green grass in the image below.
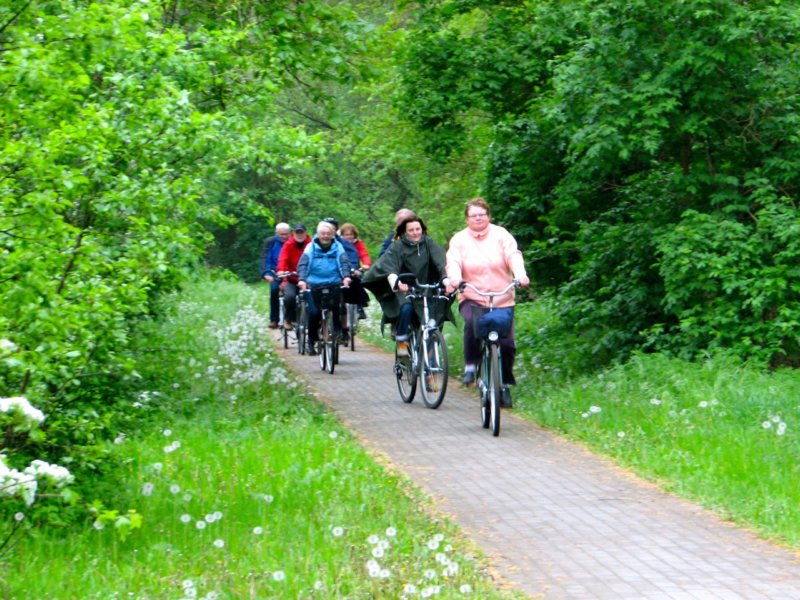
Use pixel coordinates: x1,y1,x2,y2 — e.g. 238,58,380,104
0,278,516,599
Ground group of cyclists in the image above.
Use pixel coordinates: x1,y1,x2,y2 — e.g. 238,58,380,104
261,198,529,407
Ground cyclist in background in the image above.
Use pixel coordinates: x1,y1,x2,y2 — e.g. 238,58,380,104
363,216,452,356
445,197,529,408
379,207,416,257
339,222,371,320
297,222,352,355
275,223,311,331
261,222,291,329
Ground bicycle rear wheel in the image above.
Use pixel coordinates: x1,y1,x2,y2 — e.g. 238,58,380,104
324,310,336,374
394,336,417,403
421,329,448,409
489,345,501,436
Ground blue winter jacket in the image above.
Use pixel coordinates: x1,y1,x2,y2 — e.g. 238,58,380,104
260,234,285,277
297,237,352,287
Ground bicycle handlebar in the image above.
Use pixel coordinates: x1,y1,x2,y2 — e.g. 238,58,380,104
458,280,519,298
396,273,450,299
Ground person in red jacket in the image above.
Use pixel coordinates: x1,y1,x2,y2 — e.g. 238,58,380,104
276,223,311,329
340,222,371,320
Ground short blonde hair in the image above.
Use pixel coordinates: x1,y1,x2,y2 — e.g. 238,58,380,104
316,221,336,235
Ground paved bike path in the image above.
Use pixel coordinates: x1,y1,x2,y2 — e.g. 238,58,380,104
272,334,800,599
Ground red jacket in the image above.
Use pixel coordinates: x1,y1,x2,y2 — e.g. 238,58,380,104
354,239,372,268
277,237,311,284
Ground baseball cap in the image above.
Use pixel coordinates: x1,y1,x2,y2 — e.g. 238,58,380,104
323,217,339,228
293,223,307,232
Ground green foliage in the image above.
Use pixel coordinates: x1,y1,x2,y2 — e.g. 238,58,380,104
655,201,800,366
392,0,800,366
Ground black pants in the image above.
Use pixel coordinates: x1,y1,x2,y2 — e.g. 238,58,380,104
269,280,280,323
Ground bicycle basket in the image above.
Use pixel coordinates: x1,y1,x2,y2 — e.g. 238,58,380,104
475,306,514,338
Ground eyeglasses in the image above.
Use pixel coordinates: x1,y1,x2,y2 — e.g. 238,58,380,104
468,213,488,219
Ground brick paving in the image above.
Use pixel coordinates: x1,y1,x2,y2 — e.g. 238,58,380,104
272,332,800,599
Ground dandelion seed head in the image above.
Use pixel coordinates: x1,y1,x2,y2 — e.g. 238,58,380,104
170,484,181,494
617,431,626,438
459,583,473,593
141,482,154,496
332,526,344,537
772,415,782,423
182,580,194,590
385,526,396,537
698,401,708,408
14,512,24,522
213,539,224,548
195,520,206,530
93,520,104,530
589,405,601,413
650,398,662,406
763,421,772,429
272,570,285,582
180,514,191,523
367,534,379,544
163,429,172,437
253,526,263,535
329,431,338,439
263,494,274,503
372,547,384,558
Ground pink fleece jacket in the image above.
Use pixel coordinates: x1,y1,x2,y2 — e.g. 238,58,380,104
446,223,527,308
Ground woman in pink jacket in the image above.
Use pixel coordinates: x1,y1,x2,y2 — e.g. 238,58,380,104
445,198,530,408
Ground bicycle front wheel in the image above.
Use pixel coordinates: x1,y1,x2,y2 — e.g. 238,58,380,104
395,337,417,403
421,329,448,409
489,344,502,436
479,346,491,429
324,310,336,374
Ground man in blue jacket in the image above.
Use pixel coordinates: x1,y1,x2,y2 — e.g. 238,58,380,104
298,222,352,354
261,222,291,328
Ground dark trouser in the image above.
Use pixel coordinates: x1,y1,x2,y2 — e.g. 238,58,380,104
395,301,415,340
283,282,299,323
269,280,280,323
307,287,342,344
342,278,369,306
459,301,517,385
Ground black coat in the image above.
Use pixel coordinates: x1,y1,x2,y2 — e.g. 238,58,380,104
362,235,454,328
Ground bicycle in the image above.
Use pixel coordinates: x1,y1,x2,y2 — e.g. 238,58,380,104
342,268,367,352
276,272,298,350
296,290,308,355
393,274,451,409
459,280,518,436
306,285,342,375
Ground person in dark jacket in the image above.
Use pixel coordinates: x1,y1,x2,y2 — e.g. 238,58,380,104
261,222,291,328
363,216,453,356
